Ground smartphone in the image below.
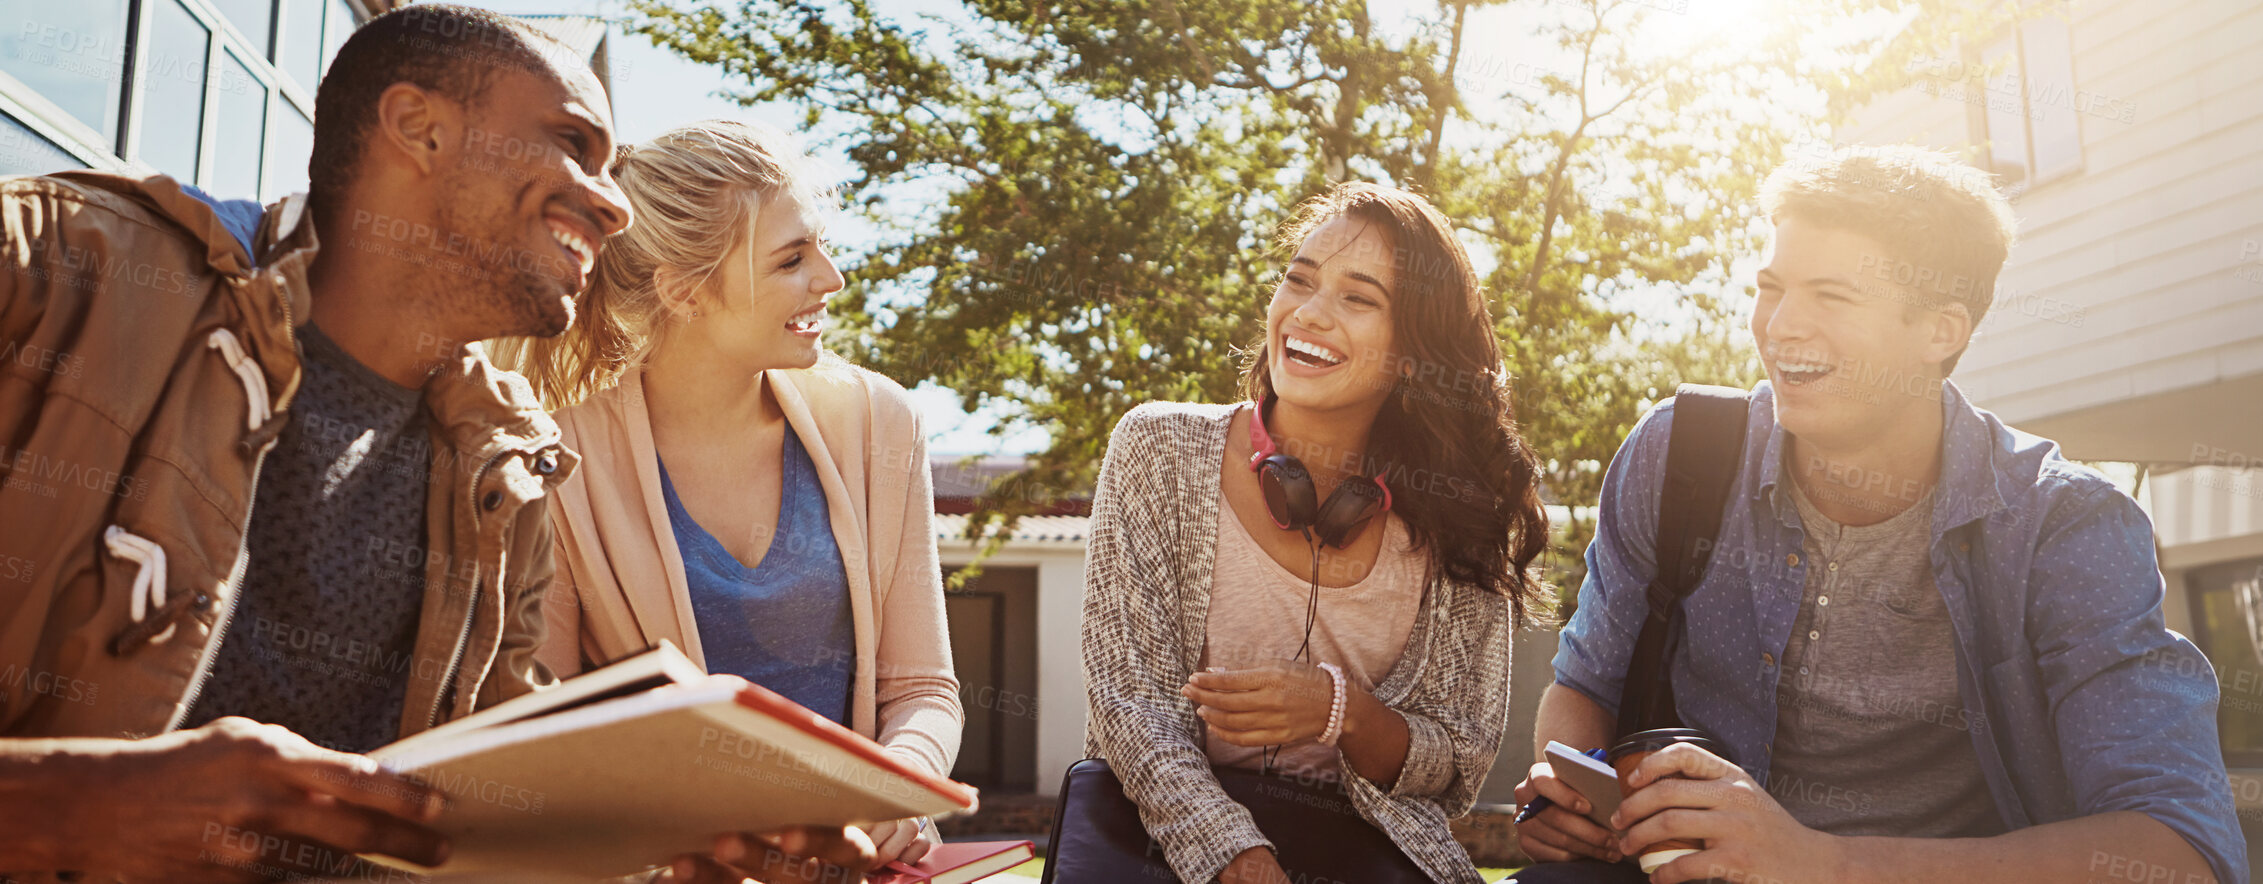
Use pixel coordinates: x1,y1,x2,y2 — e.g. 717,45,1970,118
1542,741,1623,829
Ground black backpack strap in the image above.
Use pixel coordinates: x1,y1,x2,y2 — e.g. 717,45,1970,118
1614,383,1751,738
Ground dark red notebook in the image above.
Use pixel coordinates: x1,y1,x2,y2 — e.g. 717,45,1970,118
870,840,1035,884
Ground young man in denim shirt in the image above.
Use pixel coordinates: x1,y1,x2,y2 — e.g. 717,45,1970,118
1513,145,2244,884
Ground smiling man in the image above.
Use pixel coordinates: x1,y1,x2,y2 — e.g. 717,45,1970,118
0,6,631,880
1510,145,2245,884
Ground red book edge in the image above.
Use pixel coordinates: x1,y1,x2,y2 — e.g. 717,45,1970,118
873,840,1035,883
725,676,980,808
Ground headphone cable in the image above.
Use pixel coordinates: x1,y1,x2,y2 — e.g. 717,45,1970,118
1264,528,1324,777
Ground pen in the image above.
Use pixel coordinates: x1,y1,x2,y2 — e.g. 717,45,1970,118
1512,746,1609,824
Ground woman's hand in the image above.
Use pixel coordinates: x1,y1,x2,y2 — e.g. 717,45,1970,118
859,816,936,866
1182,661,1337,747
1216,846,1291,884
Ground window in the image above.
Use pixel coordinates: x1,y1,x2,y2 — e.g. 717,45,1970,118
210,49,266,200
1973,13,2082,189
0,0,353,193
2019,16,2080,177
0,0,132,144
264,105,312,202
321,0,354,81
209,0,276,58
136,0,212,185
276,0,327,95
2186,558,2263,766
0,1,480,198
0,112,86,175
1978,40,2028,181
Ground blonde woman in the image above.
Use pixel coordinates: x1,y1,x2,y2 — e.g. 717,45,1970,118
500,120,961,875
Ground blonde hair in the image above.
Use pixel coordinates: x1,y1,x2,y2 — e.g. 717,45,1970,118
494,119,831,408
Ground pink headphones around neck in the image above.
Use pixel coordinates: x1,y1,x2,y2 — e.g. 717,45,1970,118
1246,397,1393,549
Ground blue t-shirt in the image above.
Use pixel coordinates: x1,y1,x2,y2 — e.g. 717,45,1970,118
658,426,855,725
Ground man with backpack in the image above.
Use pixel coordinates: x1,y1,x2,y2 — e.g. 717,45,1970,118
1511,145,2245,884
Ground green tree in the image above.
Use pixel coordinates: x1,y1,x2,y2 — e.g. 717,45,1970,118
627,0,2021,594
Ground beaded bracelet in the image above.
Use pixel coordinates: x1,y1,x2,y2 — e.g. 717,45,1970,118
1317,662,1347,747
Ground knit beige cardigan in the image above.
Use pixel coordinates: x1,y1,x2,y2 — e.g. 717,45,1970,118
1081,402,1513,884
535,361,963,779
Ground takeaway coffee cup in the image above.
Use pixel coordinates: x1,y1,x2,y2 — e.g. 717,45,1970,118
1608,728,1734,874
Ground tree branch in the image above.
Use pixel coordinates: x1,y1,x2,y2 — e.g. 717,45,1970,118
1417,1,1470,188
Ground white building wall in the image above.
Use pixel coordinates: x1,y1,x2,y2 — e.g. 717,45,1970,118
938,541,1089,797
1839,0,2263,461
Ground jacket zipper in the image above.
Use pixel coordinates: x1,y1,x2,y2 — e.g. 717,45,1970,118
426,583,480,729
425,447,513,728
164,435,276,732
166,286,296,732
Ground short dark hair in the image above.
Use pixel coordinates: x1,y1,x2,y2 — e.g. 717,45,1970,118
309,4,571,221
1759,144,2018,375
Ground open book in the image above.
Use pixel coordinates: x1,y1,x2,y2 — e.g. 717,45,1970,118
367,642,978,877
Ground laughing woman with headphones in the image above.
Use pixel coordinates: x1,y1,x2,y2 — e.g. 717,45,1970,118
1079,182,1552,884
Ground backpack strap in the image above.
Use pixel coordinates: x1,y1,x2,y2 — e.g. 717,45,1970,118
1615,384,1752,739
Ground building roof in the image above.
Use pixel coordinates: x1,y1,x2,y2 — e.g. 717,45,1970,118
930,456,1091,516
933,514,1091,544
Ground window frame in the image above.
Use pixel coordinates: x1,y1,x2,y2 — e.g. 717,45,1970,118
0,0,367,191
0,0,136,169
1963,4,2087,195
2183,557,2263,769
121,0,217,183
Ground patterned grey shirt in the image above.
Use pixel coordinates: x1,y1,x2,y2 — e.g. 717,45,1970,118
1080,402,1512,884
183,322,432,754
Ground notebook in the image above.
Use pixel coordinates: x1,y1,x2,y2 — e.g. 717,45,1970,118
870,840,1035,884
365,642,978,877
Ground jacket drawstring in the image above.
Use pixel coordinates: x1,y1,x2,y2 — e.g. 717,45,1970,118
104,526,177,648
105,331,270,656
206,328,272,431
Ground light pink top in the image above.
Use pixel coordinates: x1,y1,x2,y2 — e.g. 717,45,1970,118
1201,495,1426,782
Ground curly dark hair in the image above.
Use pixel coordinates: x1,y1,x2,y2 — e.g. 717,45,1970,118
1241,182,1553,625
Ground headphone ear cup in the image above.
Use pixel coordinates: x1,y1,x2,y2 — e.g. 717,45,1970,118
1257,455,1318,531
1312,477,1391,549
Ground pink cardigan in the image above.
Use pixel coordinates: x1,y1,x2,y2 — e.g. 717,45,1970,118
536,361,962,779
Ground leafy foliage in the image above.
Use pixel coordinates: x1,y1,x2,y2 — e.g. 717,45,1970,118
628,0,2017,593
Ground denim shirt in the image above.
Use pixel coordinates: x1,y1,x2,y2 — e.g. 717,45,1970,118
1553,380,2246,883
